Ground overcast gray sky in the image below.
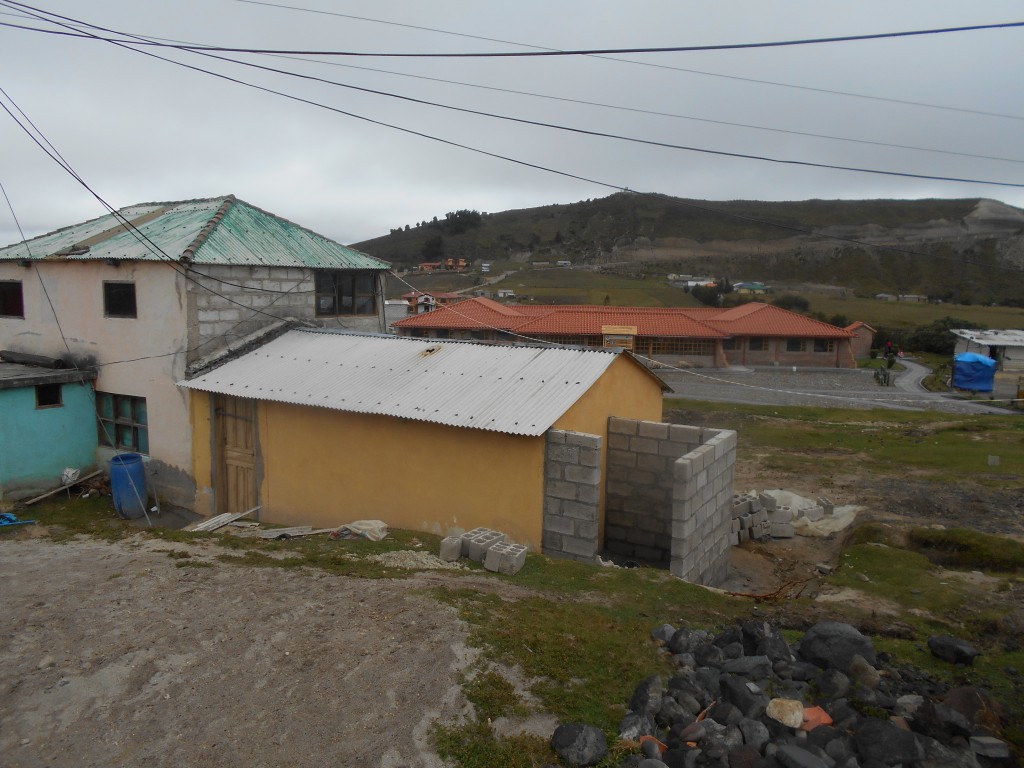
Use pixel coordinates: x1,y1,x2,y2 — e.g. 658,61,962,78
1,0,1023,248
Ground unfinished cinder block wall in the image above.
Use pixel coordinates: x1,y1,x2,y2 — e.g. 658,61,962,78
670,427,737,586
605,418,736,586
542,429,603,561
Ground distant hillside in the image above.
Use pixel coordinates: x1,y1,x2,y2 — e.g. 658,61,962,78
353,194,1024,304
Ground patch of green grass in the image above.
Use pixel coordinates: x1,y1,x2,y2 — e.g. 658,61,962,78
665,401,1024,488
463,667,531,721
433,722,552,768
175,560,214,568
27,496,129,541
907,527,1024,572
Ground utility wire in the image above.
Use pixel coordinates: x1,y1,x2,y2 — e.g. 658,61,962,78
4,0,1019,59
6,9,1020,165
4,12,1022,189
233,0,1024,122
5,4,1023,277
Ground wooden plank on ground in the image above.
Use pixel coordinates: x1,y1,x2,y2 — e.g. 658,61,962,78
184,507,260,532
22,470,104,506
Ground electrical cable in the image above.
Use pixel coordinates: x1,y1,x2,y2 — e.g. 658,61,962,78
4,3,1021,58
231,0,1024,122
3,8,1022,189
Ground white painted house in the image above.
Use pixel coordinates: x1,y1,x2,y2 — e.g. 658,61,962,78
951,328,1024,371
0,195,390,507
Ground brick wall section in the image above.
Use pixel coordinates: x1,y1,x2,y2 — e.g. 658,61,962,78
542,429,603,562
606,418,691,565
605,417,736,587
670,427,737,586
185,266,384,364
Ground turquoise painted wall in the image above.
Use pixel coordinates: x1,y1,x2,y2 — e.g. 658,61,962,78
0,382,98,499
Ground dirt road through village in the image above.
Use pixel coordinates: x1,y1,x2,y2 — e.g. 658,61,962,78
0,537,470,768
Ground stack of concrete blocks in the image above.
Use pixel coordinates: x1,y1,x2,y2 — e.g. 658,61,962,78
541,430,603,562
438,527,527,575
730,492,770,544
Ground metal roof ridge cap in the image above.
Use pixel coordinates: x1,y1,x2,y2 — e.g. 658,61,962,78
180,195,236,263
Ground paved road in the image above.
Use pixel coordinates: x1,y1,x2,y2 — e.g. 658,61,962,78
661,361,1019,415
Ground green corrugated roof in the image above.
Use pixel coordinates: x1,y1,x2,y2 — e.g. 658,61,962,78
0,196,389,270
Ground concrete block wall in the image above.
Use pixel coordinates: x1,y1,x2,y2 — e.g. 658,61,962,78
186,266,384,363
542,429,603,562
605,418,701,565
671,427,737,586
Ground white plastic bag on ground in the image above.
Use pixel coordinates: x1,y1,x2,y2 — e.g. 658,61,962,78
335,520,388,541
61,468,81,486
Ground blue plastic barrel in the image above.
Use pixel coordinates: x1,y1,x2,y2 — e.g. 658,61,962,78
110,453,147,519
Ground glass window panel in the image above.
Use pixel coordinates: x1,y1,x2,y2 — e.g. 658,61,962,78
355,273,374,293
117,424,135,449
133,399,148,425
136,429,149,454
116,396,133,420
354,296,374,314
96,392,113,418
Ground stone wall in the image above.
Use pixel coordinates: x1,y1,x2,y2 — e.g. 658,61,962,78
605,418,736,587
185,266,385,363
541,429,602,562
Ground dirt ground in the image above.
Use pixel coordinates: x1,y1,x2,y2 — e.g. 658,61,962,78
2,458,1020,767
0,535,473,768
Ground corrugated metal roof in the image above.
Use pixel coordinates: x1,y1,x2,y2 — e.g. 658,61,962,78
0,196,390,271
179,330,652,436
952,328,1024,345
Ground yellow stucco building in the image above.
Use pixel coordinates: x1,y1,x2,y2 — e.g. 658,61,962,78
181,330,665,550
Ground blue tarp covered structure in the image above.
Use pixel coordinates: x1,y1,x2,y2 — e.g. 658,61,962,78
952,352,996,392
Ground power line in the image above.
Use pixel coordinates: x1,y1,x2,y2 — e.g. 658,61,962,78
7,11,1021,166
5,5,1022,276
5,3,1020,58
232,0,1024,123
4,13,1022,190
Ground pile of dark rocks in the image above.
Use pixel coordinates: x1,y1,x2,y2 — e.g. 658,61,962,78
549,620,1016,768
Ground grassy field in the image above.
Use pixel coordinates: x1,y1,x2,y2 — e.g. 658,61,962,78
802,293,1024,330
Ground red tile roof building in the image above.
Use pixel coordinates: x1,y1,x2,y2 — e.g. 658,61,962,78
391,298,860,368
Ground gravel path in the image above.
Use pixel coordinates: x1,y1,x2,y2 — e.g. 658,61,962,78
661,363,1019,415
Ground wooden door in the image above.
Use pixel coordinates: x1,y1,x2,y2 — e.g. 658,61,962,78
214,395,258,515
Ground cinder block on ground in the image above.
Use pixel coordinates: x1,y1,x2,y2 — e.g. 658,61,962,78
768,507,792,523
739,513,752,530
484,542,527,575
770,522,795,538
749,524,764,541
753,509,769,525
439,536,462,562
461,528,508,561
817,497,835,516
759,493,777,511
799,505,824,522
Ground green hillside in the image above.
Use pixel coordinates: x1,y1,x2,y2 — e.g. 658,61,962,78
356,193,1024,305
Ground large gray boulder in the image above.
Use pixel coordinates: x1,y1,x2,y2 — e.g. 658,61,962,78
798,621,876,671
550,723,608,767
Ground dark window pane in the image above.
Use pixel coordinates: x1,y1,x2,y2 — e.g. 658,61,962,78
136,428,149,454
116,396,133,420
0,280,24,317
36,384,62,408
104,282,137,318
117,423,135,449
355,273,374,293
133,399,148,425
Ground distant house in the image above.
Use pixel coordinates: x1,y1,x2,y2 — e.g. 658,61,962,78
845,321,877,359
401,290,465,314
0,195,390,506
951,328,1024,371
179,330,667,548
0,356,97,502
392,298,860,369
733,282,769,295
496,289,517,299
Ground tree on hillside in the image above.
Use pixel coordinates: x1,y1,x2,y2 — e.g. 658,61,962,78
422,235,444,261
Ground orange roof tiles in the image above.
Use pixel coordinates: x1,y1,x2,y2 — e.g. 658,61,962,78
391,298,855,340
